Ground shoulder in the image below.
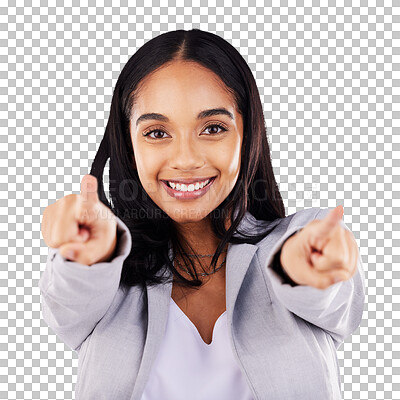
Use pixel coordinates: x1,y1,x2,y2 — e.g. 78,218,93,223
285,206,329,227
253,207,330,248
259,206,328,231
234,207,333,247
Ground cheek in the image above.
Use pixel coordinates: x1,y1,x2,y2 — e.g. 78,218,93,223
217,141,241,176
212,150,241,195
134,147,162,186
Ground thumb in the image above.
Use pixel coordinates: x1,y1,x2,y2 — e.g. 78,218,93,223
59,242,86,262
58,227,90,261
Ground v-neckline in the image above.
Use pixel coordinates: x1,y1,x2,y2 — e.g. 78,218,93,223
170,297,227,346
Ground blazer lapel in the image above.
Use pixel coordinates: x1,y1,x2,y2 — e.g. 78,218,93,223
225,241,258,319
130,266,173,400
225,210,266,319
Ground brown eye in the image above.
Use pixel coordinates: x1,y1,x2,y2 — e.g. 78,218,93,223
203,123,228,135
152,130,166,139
143,129,168,139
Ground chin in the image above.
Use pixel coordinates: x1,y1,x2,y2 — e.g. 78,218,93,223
164,206,213,223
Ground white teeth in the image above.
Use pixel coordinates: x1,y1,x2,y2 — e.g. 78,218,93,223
168,179,211,192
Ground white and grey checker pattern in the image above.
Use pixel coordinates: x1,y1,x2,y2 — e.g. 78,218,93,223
1,1,398,399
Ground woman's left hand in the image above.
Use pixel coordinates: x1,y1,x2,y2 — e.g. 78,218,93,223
280,206,359,290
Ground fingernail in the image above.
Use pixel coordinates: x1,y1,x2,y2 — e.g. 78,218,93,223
333,276,342,283
66,250,74,259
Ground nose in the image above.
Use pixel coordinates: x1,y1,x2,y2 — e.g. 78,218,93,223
170,134,205,171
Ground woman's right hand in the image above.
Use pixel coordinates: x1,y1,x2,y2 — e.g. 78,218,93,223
41,174,117,266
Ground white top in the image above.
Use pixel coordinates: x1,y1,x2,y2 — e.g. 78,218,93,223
140,297,255,400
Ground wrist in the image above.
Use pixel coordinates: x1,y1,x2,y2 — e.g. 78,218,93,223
97,225,118,263
272,231,299,287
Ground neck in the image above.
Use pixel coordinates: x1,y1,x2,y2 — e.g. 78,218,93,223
173,217,227,255
173,207,234,254
171,215,230,279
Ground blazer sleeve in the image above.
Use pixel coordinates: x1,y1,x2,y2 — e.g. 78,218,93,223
264,208,366,349
38,215,132,352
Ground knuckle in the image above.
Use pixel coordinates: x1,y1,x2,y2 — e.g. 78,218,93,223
58,195,77,217
61,194,77,208
64,193,77,201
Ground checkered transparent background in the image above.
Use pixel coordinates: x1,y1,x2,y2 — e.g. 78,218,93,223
2,1,399,399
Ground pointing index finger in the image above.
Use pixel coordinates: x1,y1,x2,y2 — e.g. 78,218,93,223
80,174,99,203
310,205,344,250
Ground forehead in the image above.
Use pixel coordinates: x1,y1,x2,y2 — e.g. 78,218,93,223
131,61,239,119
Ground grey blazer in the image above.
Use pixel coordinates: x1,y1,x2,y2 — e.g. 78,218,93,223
39,207,366,400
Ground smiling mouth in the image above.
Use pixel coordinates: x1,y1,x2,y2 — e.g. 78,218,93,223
162,176,216,189
161,176,217,199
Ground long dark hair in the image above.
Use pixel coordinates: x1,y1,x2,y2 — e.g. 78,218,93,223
89,29,286,293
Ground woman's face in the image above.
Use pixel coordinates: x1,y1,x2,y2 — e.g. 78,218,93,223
129,60,244,224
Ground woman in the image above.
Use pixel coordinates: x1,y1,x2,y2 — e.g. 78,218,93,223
39,29,365,400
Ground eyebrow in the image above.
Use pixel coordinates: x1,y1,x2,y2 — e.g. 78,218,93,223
135,108,234,127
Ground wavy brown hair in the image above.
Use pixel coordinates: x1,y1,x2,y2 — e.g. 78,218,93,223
89,29,286,294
